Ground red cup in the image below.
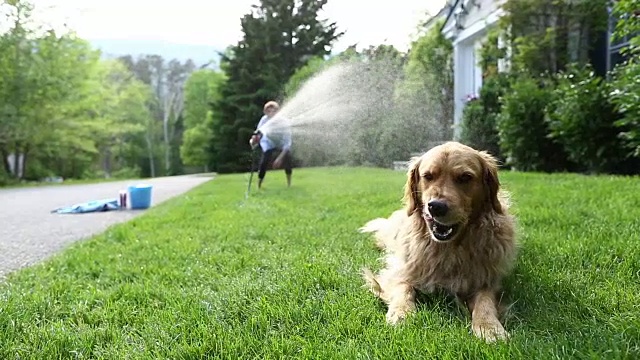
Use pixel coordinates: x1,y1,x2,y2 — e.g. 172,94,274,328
119,190,127,209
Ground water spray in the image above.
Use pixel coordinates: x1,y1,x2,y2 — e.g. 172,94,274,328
243,56,447,195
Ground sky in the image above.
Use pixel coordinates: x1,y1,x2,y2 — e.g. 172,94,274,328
29,0,448,52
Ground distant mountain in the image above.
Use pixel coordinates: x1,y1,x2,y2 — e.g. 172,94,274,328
89,38,224,69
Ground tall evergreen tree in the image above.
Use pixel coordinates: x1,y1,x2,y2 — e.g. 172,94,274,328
209,0,343,173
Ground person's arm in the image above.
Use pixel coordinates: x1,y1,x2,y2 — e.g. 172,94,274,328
256,115,267,131
250,115,267,147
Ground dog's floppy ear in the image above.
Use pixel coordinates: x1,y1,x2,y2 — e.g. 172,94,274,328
403,156,422,216
478,151,503,214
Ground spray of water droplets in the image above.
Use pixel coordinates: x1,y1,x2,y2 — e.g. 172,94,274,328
257,57,451,168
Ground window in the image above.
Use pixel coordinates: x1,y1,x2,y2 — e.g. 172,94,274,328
607,6,639,71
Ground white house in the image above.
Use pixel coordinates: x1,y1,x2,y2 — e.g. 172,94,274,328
438,0,506,140
435,0,635,140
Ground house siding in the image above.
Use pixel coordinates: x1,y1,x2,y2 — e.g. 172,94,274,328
442,0,504,139
441,0,624,139
457,0,502,32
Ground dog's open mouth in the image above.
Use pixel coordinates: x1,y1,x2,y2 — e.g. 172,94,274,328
423,214,459,242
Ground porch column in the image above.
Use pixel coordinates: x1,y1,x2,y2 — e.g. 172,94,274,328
452,43,463,140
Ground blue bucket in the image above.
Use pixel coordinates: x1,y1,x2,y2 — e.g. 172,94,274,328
128,184,153,209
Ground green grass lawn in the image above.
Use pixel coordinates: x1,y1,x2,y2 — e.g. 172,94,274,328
1,167,639,359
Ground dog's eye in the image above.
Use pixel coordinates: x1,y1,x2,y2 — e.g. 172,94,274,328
423,172,434,181
457,172,473,183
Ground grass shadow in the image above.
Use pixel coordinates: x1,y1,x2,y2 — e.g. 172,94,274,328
499,251,640,357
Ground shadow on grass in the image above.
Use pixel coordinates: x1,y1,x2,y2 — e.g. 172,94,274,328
500,258,640,357
360,249,639,358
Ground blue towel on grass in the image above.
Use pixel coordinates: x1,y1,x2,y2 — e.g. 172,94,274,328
51,198,121,214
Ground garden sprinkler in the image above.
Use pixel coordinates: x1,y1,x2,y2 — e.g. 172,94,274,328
245,130,262,199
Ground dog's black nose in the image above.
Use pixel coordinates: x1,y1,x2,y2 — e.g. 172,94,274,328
427,200,449,217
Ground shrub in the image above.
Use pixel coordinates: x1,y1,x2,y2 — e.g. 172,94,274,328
607,0,640,161
111,166,142,180
609,53,640,159
0,168,11,186
547,64,631,174
460,74,510,159
460,99,486,147
496,75,570,172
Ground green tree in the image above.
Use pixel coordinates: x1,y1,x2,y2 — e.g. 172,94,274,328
0,0,100,180
279,44,413,168
117,54,196,177
181,69,226,170
0,0,160,183
399,18,454,140
27,56,153,180
210,0,343,173
349,45,407,167
283,56,329,98
83,59,151,178
282,45,363,99
161,59,196,175
0,0,45,178
372,17,455,164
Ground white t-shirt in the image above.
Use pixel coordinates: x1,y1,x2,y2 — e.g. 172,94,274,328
256,115,292,152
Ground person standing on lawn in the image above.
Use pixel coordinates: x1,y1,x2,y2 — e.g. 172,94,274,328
249,101,293,189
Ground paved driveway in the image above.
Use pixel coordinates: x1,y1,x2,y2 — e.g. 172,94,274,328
0,174,214,280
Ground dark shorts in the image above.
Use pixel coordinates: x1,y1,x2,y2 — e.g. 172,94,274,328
258,148,292,179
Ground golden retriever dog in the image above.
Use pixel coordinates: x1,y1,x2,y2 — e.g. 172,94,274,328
359,141,517,342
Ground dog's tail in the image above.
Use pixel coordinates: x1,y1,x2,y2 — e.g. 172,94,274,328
361,267,383,298
359,217,392,250
358,217,389,234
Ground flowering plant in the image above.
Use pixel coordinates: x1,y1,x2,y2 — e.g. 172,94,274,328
463,93,479,103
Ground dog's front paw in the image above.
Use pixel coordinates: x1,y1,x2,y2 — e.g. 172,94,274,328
472,321,509,343
385,304,415,325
